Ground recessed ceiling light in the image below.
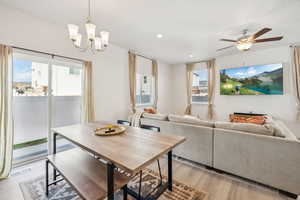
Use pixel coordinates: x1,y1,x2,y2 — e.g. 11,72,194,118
189,54,194,58
156,34,163,38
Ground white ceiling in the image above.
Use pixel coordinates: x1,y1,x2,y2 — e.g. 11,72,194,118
1,0,300,64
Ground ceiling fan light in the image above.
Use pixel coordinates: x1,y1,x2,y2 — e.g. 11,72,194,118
100,31,110,47
236,41,253,51
68,24,79,41
74,33,82,47
85,22,96,41
94,37,102,51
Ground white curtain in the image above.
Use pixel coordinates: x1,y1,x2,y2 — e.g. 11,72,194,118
185,63,195,115
207,59,216,120
128,52,137,114
292,45,300,121
152,60,158,110
0,44,13,179
82,61,95,123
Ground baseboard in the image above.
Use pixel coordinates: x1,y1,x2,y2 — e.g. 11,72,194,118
173,155,298,199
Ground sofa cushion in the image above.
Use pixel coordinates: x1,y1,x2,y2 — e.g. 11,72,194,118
214,121,275,136
168,114,214,127
142,113,168,121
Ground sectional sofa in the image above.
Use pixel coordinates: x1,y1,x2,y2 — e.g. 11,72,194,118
140,113,300,196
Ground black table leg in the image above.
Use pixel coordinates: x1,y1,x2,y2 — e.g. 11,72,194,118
168,151,172,191
45,159,49,196
53,133,57,184
107,162,115,200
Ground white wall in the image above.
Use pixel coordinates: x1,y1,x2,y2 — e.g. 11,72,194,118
171,46,297,122
0,5,173,122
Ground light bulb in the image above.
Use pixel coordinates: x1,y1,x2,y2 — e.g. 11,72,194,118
85,22,96,41
100,31,110,47
68,24,79,41
74,33,82,47
94,37,102,51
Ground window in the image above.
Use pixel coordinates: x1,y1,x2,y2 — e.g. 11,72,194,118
136,74,153,105
52,65,82,96
192,69,208,103
13,59,49,96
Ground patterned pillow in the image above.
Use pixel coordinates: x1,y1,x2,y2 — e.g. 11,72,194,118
144,108,157,114
229,114,266,125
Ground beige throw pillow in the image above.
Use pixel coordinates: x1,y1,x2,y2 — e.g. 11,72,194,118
214,121,275,136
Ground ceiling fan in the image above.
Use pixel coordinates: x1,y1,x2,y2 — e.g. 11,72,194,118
217,28,283,51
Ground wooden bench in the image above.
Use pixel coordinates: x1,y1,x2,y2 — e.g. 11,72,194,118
46,148,130,200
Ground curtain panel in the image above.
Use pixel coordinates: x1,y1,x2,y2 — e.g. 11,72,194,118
0,44,13,179
207,59,216,120
128,52,137,114
292,46,300,121
82,61,95,123
152,60,158,110
185,63,195,115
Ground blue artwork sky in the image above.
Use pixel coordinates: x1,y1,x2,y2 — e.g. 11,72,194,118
220,63,282,79
13,59,32,82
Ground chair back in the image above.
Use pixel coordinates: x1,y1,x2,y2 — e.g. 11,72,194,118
140,124,160,132
117,120,131,126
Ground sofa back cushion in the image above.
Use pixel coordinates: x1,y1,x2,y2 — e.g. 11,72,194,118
214,121,275,136
168,114,214,127
142,113,168,121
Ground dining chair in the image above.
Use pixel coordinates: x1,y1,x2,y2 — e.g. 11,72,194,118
138,124,163,198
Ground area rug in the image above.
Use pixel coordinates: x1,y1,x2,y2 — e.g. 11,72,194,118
19,169,206,200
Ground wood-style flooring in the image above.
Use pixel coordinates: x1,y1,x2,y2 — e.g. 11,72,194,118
0,156,295,200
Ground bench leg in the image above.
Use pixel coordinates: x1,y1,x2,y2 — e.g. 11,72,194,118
168,150,173,191
107,162,115,200
53,133,57,185
123,185,128,200
45,160,49,196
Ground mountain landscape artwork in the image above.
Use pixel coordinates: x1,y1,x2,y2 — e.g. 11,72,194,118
220,63,283,95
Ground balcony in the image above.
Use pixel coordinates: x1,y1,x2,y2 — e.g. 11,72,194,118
13,96,81,164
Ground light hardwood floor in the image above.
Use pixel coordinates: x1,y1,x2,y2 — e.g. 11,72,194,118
0,156,294,200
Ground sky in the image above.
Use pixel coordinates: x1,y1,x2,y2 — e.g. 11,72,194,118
220,63,282,79
13,59,32,82
193,69,208,81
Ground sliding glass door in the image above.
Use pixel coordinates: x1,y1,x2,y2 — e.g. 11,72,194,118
12,50,83,164
50,60,82,152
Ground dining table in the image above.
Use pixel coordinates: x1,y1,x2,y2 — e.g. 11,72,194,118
52,121,186,200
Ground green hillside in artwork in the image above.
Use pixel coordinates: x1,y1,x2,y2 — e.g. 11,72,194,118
220,64,283,95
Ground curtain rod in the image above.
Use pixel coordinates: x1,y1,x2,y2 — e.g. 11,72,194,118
186,59,212,65
129,51,154,61
12,46,86,63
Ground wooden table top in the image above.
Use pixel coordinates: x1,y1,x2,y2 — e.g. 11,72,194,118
52,121,186,174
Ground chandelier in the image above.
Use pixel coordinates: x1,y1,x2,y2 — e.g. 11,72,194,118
67,0,110,53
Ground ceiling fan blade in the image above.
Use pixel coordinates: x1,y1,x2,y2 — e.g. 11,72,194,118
220,39,237,42
255,36,283,43
217,45,235,51
252,28,272,39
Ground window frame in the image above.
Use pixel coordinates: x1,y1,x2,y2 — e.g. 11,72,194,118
135,73,155,106
191,64,209,104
